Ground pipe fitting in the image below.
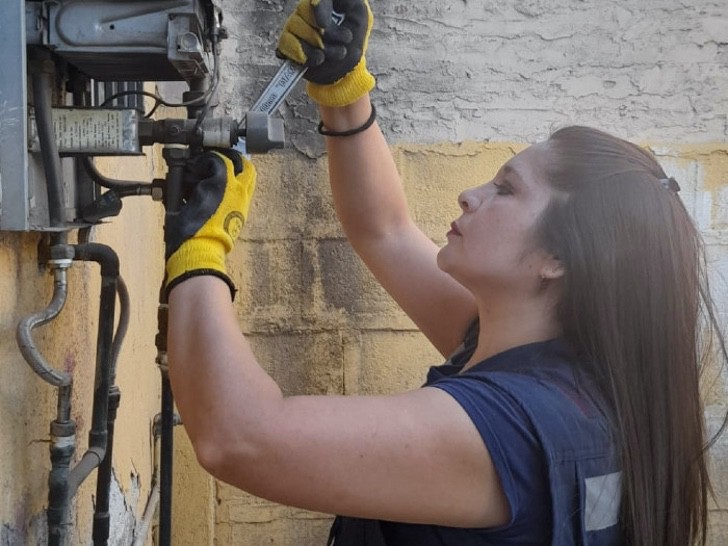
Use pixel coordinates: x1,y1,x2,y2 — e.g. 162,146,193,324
50,420,76,440
67,447,106,498
73,243,120,278
47,418,76,546
151,180,165,202
49,243,74,270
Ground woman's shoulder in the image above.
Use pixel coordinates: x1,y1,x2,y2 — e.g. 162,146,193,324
428,335,585,385
428,336,614,454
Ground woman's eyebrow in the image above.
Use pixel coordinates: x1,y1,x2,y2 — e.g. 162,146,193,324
502,164,522,180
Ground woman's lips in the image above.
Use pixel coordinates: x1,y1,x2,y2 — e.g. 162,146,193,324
447,221,462,236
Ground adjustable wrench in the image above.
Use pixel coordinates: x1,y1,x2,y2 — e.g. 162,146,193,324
249,10,345,115
235,10,344,153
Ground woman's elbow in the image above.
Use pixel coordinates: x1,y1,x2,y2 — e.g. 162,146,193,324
190,431,267,486
192,436,227,478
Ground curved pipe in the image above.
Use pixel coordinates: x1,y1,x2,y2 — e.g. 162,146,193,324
23,241,122,545
16,268,71,387
93,273,128,546
72,243,120,546
65,241,117,492
31,62,65,227
74,243,120,278
81,157,154,194
111,275,130,381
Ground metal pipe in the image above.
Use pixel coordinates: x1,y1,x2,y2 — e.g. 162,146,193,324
74,243,119,441
91,273,131,543
64,244,119,545
30,58,65,227
16,268,71,387
133,483,160,546
48,352,77,546
156,73,208,542
92,386,120,546
47,421,76,546
56,384,73,424
16,237,77,545
159,377,174,544
157,143,191,546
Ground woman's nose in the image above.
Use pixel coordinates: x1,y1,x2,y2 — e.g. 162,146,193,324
458,188,482,212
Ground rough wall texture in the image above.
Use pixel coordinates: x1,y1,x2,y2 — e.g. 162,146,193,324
220,0,728,154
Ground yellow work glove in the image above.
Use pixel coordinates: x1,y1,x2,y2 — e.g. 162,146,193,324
276,0,375,107
165,150,256,299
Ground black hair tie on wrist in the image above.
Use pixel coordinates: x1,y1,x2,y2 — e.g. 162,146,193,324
318,104,377,137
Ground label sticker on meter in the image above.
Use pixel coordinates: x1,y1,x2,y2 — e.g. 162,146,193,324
29,108,140,155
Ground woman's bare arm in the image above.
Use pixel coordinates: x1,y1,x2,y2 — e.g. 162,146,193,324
320,96,477,356
168,277,508,527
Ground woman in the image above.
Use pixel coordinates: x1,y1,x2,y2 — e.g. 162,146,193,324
165,0,725,544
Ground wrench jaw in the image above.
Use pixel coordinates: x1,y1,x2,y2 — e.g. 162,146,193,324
237,113,285,154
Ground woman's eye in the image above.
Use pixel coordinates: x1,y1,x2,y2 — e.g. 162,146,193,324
493,182,513,195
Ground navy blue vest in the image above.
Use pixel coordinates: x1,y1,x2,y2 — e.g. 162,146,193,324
328,326,623,545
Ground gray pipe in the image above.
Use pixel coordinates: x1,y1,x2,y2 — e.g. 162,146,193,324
110,275,130,382
31,58,65,228
133,483,160,546
67,447,105,498
16,268,71,387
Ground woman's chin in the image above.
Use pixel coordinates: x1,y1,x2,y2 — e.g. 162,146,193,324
435,246,448,269
436,245,456,274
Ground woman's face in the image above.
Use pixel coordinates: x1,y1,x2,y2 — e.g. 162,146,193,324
437,143,559,296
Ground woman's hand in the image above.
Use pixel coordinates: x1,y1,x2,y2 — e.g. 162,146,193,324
165,150,256,298
276,0,376,106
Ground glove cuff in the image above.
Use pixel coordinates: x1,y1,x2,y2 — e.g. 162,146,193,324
165,239,236,299
306,58,376,107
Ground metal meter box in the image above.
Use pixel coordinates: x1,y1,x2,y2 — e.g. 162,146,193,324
0,0,219,231
0,0,32,230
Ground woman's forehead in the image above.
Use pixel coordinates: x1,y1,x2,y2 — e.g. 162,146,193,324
503,143,549,186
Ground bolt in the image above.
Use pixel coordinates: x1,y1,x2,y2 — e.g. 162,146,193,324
178,32,201,53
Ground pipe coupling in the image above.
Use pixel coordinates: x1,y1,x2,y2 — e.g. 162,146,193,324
49,244,75,270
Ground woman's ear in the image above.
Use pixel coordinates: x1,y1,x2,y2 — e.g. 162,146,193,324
540,255,565,281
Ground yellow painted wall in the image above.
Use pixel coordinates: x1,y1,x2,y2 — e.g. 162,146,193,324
0,151,166,544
